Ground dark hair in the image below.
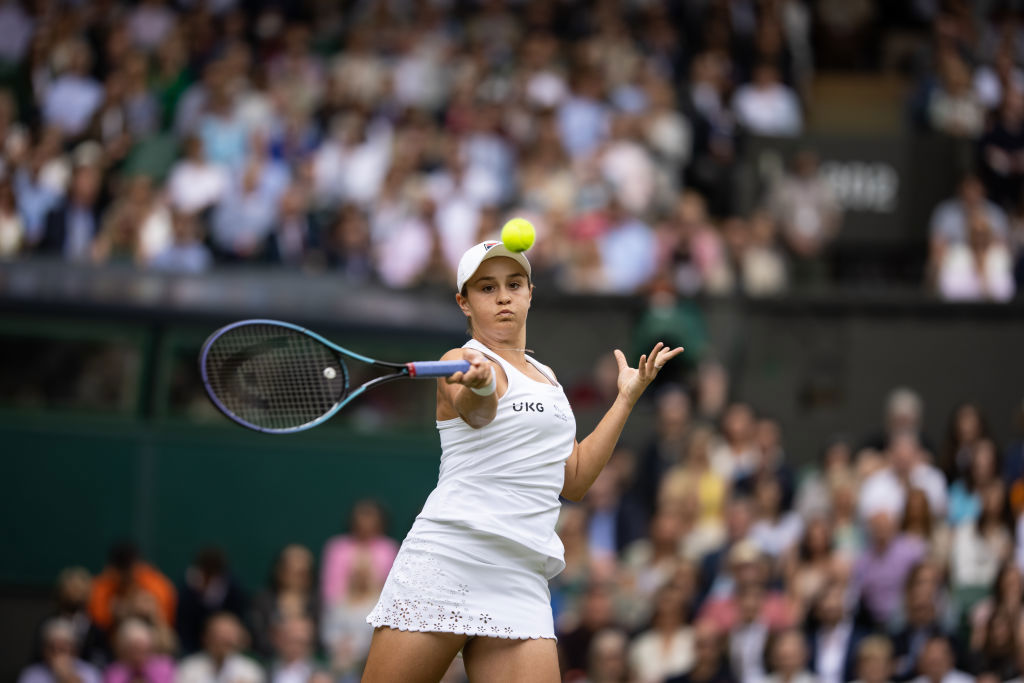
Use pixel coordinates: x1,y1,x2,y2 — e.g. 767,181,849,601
901,488,933,537
348,499,389,535
108,541,139,572
195,547,227,578
939,402,992,481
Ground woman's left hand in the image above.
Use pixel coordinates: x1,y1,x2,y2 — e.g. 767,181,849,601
613,342,685,406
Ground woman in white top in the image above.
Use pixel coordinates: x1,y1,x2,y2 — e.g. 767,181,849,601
362,241,683,682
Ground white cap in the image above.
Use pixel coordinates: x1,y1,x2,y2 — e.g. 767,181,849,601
456,240,532,292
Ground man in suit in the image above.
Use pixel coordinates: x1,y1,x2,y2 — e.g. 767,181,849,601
38,163,103,261
807,582,865,683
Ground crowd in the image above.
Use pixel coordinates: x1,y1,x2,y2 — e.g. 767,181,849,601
0,0,1020,298
18,385,1024,683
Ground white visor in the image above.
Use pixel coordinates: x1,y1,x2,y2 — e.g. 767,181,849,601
456,241,532,292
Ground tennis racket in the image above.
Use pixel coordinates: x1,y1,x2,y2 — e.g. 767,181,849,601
199,319,470,434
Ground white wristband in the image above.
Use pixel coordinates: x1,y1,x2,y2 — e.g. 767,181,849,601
469,366,497,396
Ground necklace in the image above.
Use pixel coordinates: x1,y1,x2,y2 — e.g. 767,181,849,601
491,347,535,353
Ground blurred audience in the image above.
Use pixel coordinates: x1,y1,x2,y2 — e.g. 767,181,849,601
175,612,263,683
175,547,247,656
87,542,176,637
19,618,102,683
249,544,319,659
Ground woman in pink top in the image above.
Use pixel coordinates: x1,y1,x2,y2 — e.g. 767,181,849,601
104,618,174,683
320,500,399,607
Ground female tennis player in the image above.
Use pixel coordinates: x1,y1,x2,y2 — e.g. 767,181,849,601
363,241,684,682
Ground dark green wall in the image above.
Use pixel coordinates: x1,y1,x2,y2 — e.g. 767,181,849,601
4,415,441,591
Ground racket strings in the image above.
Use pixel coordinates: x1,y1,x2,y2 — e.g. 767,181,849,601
205,324,346,430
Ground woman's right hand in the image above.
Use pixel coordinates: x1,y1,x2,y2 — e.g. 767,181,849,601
445,348,493,391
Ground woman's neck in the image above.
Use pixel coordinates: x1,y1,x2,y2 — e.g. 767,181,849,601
473,331,529,365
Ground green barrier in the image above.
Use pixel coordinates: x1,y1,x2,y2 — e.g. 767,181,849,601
2,415,441,590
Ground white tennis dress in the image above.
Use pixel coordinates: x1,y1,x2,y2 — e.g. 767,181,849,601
366,339,576,639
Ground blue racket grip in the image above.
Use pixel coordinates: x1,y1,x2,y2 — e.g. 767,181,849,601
406,360,472,378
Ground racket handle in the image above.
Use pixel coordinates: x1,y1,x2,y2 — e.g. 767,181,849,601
406,360,472,378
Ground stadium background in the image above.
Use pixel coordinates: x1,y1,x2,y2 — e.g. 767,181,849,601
1,0,1023,682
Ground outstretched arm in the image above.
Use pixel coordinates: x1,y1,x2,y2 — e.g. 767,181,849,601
561,342,684,502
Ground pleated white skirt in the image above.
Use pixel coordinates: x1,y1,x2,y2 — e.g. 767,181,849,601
366,519,556,640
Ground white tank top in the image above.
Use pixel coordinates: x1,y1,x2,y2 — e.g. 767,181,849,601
416,338,577,578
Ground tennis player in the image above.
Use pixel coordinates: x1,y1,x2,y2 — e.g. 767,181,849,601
362,241,684,682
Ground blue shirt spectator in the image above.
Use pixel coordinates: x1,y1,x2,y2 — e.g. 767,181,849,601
599,209,658,293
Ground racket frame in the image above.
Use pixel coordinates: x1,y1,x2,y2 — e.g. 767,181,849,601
200,318,429,434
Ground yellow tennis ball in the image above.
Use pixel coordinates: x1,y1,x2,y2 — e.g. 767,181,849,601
501,218,535,253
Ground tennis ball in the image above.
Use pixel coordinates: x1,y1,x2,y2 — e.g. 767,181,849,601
501,218,535,253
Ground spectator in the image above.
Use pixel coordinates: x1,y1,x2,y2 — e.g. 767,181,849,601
968,561,1024,654
41,41,103,139
979,89,1024,209
732,62,803,138
901,489,952,569
852,510,926,627
707,215,789,297
175,548,247,656
767,150,841,285
93,174,172,266
965,607,1019,679
32,568,107,669
1005,402,1024,507
127,0,176,53
947,438,1001,526
599,114,658,216
927,52,986,139
37,163,103,262
210,155,286,262
929,175,1009,278
722,581,778,680
320,554,379,679
665,619,735,683
937,208,1016,301
597,199,658,294
166,136,229,217
859,432,947,521
749,475,803,561
148,211,213,274
265,185,318,267
861,388,934,456
890,561,951,681
557,67,610,160
949,480,1012,616
250,544,319,659
628,582,696,683
558,581,618,676
632,385,695,515
320,500,398,610
910,636,972,683
763,627,819,683
581,628,629,683
19,618,102,683
806,581,863,683
0,170,25,256
710,402,758,483
698,497,756,603
659,426,728,549
323,204,374,282
105,618,175,683
784,517,838,614
852,636,895,683
940,402,993,483
266,616,322,683
88,542,176,635
175,613,263,683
